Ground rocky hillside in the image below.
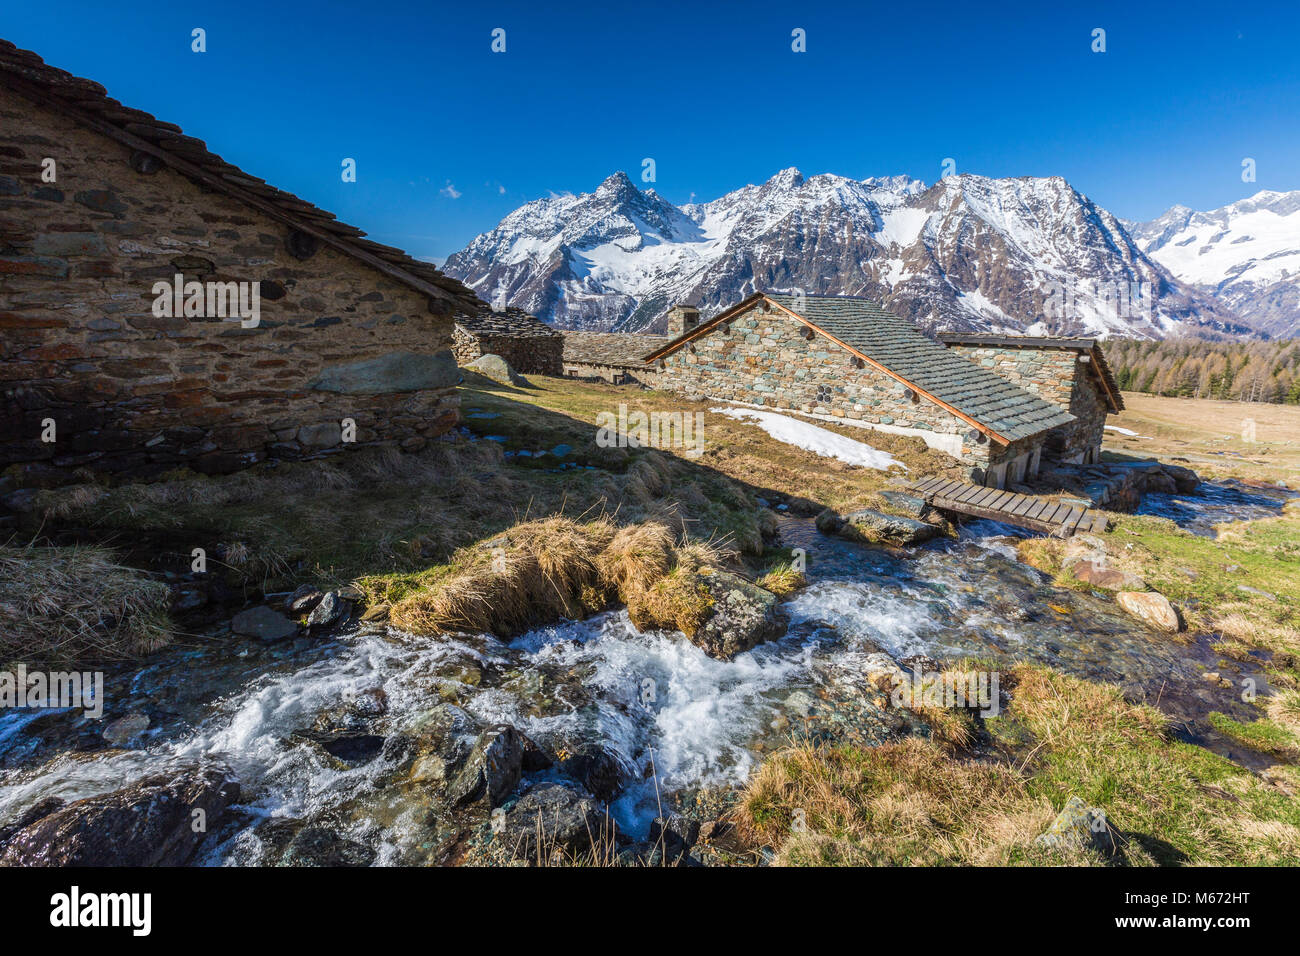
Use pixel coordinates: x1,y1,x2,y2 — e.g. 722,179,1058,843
444,169,1251,339
1126,190,1300,339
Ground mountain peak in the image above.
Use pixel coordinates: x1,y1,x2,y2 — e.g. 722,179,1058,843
765,167,804,189
595,170,638,198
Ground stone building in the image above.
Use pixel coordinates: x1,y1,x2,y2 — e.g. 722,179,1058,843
562,331,671,385
0,41,482,486
938,334,1123,464
452,305,563,376
644,293,1077,486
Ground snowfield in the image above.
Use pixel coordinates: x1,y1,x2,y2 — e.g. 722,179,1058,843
711,407,905,471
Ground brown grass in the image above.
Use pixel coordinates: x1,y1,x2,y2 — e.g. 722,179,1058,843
740,738,1057,866
596,522,676,602
741,663,1300,866
388,516,615,636
1104,392,1300,485
757,565,807,600
0,543,172,664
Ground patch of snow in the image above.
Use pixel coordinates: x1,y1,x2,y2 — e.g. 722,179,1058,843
710,406,905,470
1104,425,1145,437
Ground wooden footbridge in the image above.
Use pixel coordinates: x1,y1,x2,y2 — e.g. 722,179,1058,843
908,477,1108,536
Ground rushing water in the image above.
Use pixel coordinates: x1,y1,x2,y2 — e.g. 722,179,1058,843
0,485,1285,862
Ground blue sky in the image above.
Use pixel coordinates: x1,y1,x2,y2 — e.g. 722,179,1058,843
5,0,1298,261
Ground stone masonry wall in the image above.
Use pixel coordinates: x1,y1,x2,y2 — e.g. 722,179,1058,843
944,343,1110,463
452,327,563,376
0,89,462,487
657,305,1010,469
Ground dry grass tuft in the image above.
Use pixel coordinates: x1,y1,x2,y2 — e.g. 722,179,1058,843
757,565,807,600
596,522,676,602
387,515,689,639
0,543,172,664
389,516,612,636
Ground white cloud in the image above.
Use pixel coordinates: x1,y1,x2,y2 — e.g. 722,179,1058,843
441,180,462,199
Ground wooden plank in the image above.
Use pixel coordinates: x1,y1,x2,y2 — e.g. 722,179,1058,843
1062,509,1087,535
943,480,975,500
1087,512,1109,534
929,479,962,499
989,491,1016,512
1052,505,1079,527
980,490,1006,511
1011,496,1037,517
965,487,998,508
913,477,942,493
1038,503,1064,525
1003,493,1031,514
1031,500,1058,522
955,484,988,504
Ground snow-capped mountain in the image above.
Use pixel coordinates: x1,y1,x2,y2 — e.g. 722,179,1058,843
444,169,1251,338
1126,190,1300,339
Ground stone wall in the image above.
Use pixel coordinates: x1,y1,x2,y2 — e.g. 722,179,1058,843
656,306,1029,474
0,89,462,487
943,343,1110,464
564,361,662,387
452,327,563,376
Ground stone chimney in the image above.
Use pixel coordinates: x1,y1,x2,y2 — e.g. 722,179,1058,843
667,304,700,337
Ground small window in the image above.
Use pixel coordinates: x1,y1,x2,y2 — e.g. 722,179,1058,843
815,384,832,403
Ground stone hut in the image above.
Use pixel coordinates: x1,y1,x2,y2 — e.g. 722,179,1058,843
562,331,671,385
938,334,1123,465
0,41,482,486
644,293,1076,487
452,304,563,376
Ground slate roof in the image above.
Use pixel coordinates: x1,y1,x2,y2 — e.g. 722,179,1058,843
646,292,1075,443
564,332,672,369
0,39,481,315
936,332,1124,413
457,305,561,339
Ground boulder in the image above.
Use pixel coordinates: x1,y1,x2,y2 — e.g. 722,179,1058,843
878,490,931,520
448,724,528,809
305,590,347,629
0,766,239,866
1036,795,1122,857
838,509,942,547
278,826,375,867
0,798,65,848
1063,556,1147,592
690,570,789,660
465,353,529,387
1162,464,1200,494
406,707,479,784
231,605,299,642
301,731,386,765
497,784,603,860
102,712,150,747
1116,591,1182,633
647,814,700,865
557,743,630,802
287,584,325,615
